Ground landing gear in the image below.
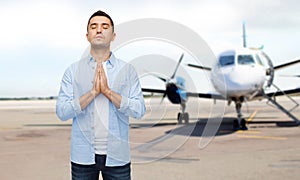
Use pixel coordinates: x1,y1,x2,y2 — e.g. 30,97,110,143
240,118,248,130
177,112,189,124
177,103,189,124
233,119,239,131
234,118,248,131
233,102,248,131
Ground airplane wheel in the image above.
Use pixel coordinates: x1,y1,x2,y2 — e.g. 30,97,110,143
233,119,239,131
177,113,183,124
184,113,189,124
240,118,248,131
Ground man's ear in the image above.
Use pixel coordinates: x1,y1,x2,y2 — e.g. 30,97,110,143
86,33,89,40
112,32,116,41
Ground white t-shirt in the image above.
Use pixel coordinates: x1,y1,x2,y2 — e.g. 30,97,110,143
94,62,109,155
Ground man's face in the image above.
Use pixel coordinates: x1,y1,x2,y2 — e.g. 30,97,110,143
86,16,115,48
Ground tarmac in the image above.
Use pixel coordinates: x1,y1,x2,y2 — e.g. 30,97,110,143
0,96,299,180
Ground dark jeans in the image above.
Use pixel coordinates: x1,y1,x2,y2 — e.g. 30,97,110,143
71,155,131,180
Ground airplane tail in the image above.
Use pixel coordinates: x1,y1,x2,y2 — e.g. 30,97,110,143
243,21,247,48
243,22,265,50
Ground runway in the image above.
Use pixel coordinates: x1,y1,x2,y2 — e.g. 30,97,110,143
0,97,299,180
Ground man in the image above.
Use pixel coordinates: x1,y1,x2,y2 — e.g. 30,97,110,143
56,10,146,180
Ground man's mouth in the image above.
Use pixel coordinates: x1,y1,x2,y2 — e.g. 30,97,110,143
95,35,104,39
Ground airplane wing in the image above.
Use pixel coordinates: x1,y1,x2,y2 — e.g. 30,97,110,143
186,92,226,100
142,88,225,100
142,88,166,94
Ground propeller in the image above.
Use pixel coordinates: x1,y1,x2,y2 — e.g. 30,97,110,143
163,53,184,103
170,53,184,79
141,53,185,103
146,53,184,82
273,58,300,70
147,72,168,82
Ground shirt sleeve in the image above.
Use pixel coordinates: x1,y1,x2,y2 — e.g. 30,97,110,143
118,65,146,119
56,64,83,121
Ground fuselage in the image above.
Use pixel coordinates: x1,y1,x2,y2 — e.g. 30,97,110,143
211,48,269,100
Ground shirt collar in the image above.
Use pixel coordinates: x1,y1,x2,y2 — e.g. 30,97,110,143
88,52,115,69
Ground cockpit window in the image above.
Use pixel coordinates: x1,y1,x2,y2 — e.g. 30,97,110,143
255,54,264,66
238,55,255,65
219,55,234,67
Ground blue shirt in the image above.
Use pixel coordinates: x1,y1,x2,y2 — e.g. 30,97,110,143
56,53,146,166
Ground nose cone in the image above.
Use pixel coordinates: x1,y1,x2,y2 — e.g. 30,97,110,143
229,65,264,84
213,65,265,97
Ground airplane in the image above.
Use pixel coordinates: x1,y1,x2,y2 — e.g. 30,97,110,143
141,22,300,130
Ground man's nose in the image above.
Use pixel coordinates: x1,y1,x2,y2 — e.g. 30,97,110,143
97,26,103,33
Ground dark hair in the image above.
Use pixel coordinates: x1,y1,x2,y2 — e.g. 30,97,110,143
87,10,114,32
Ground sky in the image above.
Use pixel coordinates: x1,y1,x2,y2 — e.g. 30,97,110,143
1,0,300,97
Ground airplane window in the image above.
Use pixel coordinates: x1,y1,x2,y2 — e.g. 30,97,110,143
238,55,255,65
219,55,234,67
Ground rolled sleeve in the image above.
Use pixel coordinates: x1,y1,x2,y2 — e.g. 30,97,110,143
117,72,146,119
118,95,129,113
118,94,146,119
73,98,83,116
